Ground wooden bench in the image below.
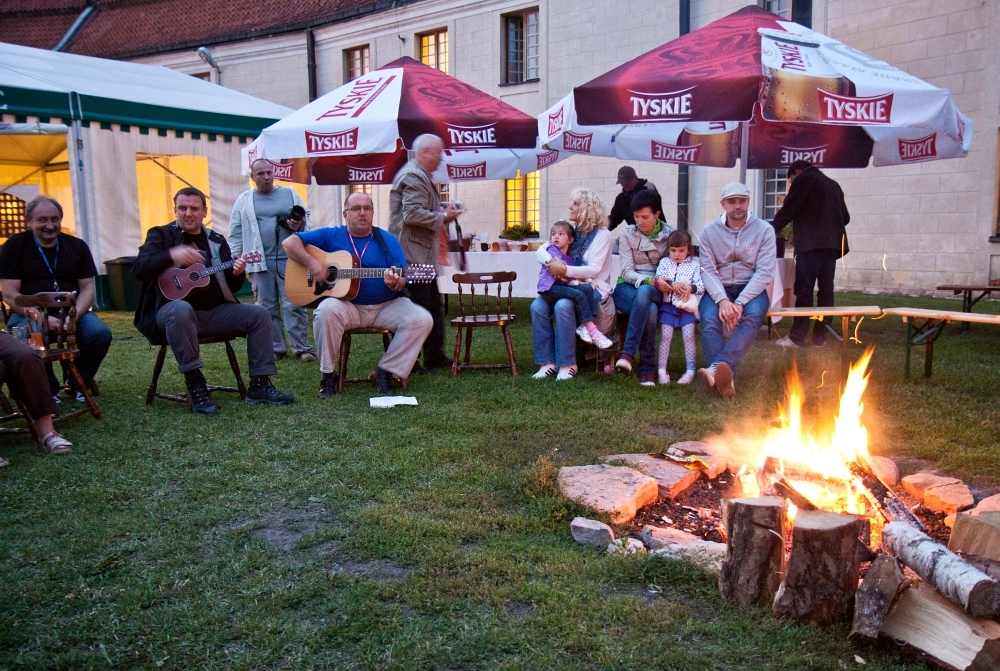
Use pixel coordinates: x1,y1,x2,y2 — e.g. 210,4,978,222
881,307,1000,379
936,285,1000,332
766,306,883,378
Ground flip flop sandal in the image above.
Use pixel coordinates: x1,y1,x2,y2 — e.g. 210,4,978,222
38,431,73,455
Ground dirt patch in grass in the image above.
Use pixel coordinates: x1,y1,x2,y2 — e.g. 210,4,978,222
250,506,340,552
506,601,534,621
326,559,411,583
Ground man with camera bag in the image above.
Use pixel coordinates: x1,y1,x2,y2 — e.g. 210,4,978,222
230,159,316,361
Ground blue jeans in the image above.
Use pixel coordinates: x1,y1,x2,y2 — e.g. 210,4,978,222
612,282,661,375
538,283,598,323
530,295,579,367
7,310,112,394
699,284,768,371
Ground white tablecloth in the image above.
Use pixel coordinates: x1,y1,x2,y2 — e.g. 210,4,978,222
438,251,794,312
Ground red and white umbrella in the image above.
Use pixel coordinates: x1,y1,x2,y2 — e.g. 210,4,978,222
540,6,971,170
243,56,565,184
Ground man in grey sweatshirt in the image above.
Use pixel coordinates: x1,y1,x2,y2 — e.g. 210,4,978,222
697,182,776,398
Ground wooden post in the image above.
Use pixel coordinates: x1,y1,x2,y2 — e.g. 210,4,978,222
773,510,862,625
719,497,786,607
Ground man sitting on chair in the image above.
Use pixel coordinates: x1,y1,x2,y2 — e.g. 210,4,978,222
133,187,294,415
0,195,112,401
283,192,432,398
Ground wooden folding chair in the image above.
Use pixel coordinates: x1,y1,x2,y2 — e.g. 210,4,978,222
449,272,517,377
146,335,247,407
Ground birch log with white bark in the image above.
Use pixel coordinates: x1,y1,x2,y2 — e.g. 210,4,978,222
882,521,1000,619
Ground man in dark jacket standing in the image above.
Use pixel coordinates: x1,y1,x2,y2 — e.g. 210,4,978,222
607,166,658,231
133,187,293,414
771,160,850,348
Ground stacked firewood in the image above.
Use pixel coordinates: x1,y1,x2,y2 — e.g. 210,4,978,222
718,455,1000,671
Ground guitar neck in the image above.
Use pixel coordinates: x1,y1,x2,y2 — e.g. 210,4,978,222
197,259,236,278
335,267,415,279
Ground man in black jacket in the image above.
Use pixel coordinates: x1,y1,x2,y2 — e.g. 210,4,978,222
607,166,658,231
133,187,293,414
771,160,850,347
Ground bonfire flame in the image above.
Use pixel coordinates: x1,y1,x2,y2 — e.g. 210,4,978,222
757,349,876,515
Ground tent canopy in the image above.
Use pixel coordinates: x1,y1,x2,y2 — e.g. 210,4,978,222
0,42,292,136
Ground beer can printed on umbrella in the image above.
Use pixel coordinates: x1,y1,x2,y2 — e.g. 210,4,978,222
759,29,855,124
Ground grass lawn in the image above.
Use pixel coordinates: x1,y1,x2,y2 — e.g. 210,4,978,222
3,290,1000,670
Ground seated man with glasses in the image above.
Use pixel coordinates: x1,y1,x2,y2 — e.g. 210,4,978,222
283,192,432,397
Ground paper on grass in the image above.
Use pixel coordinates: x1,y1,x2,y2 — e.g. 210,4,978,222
369,396,418,408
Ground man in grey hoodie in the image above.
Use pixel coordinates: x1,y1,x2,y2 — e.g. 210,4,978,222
697,182,776,398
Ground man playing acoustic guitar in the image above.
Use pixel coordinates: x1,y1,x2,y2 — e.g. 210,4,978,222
283,192,432,398
133,187,294,414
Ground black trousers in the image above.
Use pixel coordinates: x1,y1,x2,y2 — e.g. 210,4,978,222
789,248,839,344
406,282,447,362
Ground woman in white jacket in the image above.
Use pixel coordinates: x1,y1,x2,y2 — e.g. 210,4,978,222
529,188,613,380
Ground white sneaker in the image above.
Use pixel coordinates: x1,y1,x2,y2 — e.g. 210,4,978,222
658,371,670,385
575,326,593,344
556,365,578,381
592,331,615,350
532,364,556,379
775,335,801,348
677,371,695,385
615,356,633,372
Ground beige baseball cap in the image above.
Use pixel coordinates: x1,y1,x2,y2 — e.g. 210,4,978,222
720,182,751,199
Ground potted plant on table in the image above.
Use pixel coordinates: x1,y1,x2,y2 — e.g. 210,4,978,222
499,223,535,251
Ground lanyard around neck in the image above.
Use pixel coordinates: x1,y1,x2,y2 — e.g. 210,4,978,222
348,233,374,263
33,236,60,290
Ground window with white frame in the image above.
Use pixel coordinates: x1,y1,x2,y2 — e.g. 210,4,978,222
762,168,788,221
504,172,540,233
503,9,539,84
760,0,790,18
344,45,370,81
419,29,448,74
350,184,373,197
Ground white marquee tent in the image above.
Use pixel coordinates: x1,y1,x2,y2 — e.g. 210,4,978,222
0,41,294,267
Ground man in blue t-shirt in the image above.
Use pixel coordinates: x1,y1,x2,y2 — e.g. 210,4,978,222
283,192,432,397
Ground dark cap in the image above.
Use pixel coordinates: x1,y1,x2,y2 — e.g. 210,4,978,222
616,166,638,185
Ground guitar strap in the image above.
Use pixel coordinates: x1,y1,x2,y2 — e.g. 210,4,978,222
372,228,408,299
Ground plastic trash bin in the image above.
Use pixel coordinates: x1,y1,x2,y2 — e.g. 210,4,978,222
104,256,141,312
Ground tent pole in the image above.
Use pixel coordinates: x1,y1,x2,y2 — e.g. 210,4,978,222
739,120,749,184
69,119,94,256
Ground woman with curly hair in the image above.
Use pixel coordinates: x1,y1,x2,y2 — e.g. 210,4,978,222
530,188,614,381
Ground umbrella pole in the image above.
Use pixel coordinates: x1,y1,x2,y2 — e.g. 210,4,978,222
738,120,749,184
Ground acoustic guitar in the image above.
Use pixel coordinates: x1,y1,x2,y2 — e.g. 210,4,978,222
158,252,262,301
285,246,436,307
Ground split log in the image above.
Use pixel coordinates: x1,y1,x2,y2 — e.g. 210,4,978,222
848,460,926,532
959,554,1000,582
773,510,862,625
949,512,1000,563
851,554,906,640
882,521,1000,619
767,473,877,563
719,497,786,607
880,582,1000,671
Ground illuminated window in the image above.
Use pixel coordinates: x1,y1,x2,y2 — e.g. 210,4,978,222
762,168,788,221
350,184,373,197
135,153,211,237
344,45,370,81
504,172,540,233
0,193,26,239
419,29,448,73
504,9,539,84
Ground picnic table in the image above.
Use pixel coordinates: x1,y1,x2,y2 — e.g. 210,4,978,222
766,305,883,378
936,284,1000,331
881,307,1000,379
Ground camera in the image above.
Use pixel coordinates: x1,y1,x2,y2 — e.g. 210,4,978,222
276,205,306,231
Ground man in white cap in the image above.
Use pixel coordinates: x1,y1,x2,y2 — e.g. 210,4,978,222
697,182,776,398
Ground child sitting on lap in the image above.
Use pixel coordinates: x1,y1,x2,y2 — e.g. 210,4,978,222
654,229,704,385
535,221,614,355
